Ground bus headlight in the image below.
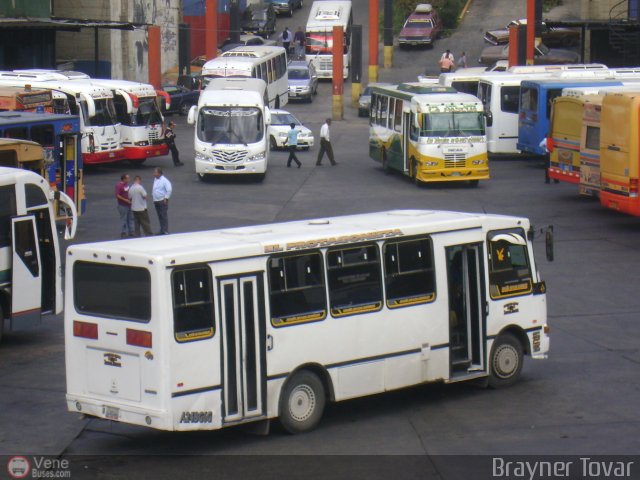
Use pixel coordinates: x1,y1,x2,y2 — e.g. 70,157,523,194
134,140,150,146
247,152,265,162
195,152,210,162
424,161,438,167
472,159,485,165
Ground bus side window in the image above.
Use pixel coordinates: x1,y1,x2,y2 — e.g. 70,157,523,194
384,237,436,308
30,124,55,147
370,93,377,125
394,99,402,132
500,86,520,114
268,252,327,327
172,266,215,342
410,114,419,141
488,230,533,299
0,185,17,248
327,243,383,317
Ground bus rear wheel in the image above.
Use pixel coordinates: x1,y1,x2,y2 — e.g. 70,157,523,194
488,333,523,389
279,370,326,434
381,149,391,174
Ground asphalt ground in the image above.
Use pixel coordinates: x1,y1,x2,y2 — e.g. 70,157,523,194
1,1,639,479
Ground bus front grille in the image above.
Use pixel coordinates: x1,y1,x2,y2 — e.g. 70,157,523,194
444,153,467,168
212,150,247,163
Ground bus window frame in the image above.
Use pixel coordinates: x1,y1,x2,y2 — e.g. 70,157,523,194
487,228,534,300
171,264,216,343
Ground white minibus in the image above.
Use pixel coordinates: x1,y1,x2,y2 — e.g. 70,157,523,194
305,1,353,79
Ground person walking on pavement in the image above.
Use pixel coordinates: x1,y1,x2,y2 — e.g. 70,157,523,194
316,118,337,166
115,173,134,238
439,50,454,72
293,26,305,59
457,51,467,69
281,27,292,55
284,123,302,168
128,175,153,236
152,167,172,235
165,121,184,166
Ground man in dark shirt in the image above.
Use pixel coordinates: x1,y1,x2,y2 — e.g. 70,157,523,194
165,121,184,166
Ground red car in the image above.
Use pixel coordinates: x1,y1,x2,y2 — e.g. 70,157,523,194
398,4,443,48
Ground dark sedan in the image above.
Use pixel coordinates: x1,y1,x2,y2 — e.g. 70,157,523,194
484,19,580,48
161,85,200,116
479,42,580,67
241,3,277,38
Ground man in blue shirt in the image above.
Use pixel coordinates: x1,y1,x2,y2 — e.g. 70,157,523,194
152,167,172,234
284,123,301,168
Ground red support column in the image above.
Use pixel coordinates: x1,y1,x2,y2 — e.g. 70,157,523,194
148,26,161,89
332,25,344,120
206,0,218,60
527,0,536,65
368,0,379,83
508,25,519,67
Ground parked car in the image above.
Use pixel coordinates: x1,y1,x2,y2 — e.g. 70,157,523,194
268,109,314,149
161,85,200,115
484,19,580,48
220,34,276,53
287,60,318,102
398,3,443,48
241,3,277,38
479,42,580,67
358,82,391,117
265,0,303,17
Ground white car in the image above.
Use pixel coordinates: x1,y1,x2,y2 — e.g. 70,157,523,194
268,110,315,150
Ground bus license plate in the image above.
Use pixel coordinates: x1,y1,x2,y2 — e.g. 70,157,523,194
104,406,119,420
224,166,236,171
290,92,297,97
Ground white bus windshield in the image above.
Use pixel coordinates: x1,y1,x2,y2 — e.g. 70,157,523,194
198,107,264,145
82,98,117,127
421,112,485,137
132,98,163,126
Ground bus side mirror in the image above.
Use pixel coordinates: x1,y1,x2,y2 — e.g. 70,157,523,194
264,106,271,126
484,110,493,127
413,114,421,129
187,105,197,125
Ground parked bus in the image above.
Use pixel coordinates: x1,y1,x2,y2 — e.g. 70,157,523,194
187,78,271,182
0,164,77,343
0,85,54,112
0,71,125,165
0,111,85,217
600,92,640,216
78,79,169,163
64,209,550,433
579,96,604,197
369,83,489,186
202,46,288,109
518,78,633,156
305,0,353,79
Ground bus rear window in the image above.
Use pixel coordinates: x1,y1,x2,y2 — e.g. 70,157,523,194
73,262,151,322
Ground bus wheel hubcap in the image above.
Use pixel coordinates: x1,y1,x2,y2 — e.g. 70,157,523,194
493,344,518,378
289,384,315,422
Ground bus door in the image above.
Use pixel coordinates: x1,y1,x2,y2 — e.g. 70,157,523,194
445,243,485,377
403,111,411,172
218,273,266,424
10,216,42,329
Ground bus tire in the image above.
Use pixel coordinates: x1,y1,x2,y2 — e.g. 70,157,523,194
411,158,421,186
279,370,326,434
254,173,266,182
197,173,210,182
488,333,524,389
270,136,278,150
468,179,479,188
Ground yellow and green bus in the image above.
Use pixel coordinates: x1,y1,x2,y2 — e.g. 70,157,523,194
368,83,489,187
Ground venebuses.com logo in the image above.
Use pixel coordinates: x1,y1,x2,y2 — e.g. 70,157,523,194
7,456,30,479
6,456,71,478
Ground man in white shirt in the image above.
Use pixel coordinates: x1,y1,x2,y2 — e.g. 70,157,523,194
128,175,153,236
316,118,337,166
152,167,172,235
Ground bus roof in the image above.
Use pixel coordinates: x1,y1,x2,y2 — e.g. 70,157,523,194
0,85,51,95
0,73,114,99
0,110,79,125
79,79,157,98
306,0,352,31
67,210,528,267
0,165,51,185
373,83,482,106
199,78,266,106
221,45,287,59
520,78,623,89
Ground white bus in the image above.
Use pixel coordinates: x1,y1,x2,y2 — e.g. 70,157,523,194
187,78,271,182
201,46,288,109
369,83,489,186
305,0,353,79
0,71,126,164
1,165,77,343
64,209,550,433
78,79,170,163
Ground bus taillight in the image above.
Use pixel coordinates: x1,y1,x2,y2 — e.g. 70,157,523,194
630,178,638,198
127,329,152,348
73,320,98,340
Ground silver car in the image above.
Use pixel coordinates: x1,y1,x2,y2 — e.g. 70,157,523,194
287,60,318,102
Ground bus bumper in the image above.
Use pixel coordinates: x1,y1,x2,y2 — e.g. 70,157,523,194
125,144,169,160
83,149,127,165
548,166,580,184
417,168,490,183
600,190,640,216
195,154,267,175
529,326,550,360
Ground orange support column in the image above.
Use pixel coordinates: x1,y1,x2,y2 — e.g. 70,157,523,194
508,25,519,67
332,26,344,120
526,0,536,65
368,0,379,83
206,0,218,60
148,26,161,89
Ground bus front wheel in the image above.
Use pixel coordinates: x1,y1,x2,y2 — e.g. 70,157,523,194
411,159,421,186
279,370,326,434
488,333,524,389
